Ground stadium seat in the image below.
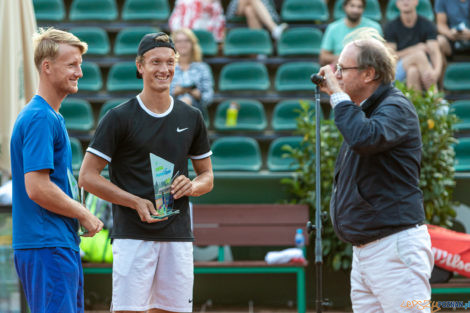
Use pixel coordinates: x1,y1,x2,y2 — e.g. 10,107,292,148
69,0,118,21
451,101,470,132
223,28,273,56
78,62,103,91
70,137,83,174
454,137,470,172
214,99,267,131
281,0,329,22
33,0,65,21
114,27,160,56
444,62,470,92
386,0,434,21
275,62,320,91
277,27,322,56
334,0,382,21
69,27,110,55
219,62,270,91
107,62,143,92
211,137,262,171
122,0,170,20
193,29,218,56
272,99,315,131
99,99,127,121
267,136,303,171
60,98,94,131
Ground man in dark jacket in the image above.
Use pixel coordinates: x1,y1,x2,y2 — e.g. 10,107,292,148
318,29,433,312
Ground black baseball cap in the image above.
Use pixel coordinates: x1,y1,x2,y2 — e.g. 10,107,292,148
137,32,176,57
136,32,176,78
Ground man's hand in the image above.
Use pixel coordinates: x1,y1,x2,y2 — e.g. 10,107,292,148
132,197,166,223
448,28,458,41
415,42,429,54
457,28,470,41
318,65,343,96
422,68,439,90
171,175,193,199
79,210,104,237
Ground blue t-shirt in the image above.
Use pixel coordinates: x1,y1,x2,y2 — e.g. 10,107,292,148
435,0,469,29
10,95,80,251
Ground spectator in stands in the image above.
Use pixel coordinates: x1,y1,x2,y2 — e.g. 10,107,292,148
169,0,226,43
384,0,443,91
226,0,288,40
79,32,213,313
435,0,470,57
170,28,214,113
10,27,103,312
320,0,382,66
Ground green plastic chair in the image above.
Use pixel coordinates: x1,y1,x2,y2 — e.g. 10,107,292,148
69,0,118,21
267,136,303,171
386,0,434,21
219,62,270,91
451,101,470,132
214,99,267,131
444,62,470,92
78,62,103,91
193,29,218,56
114,27,160,56
107,62,143,92
277,27,322,56
334,0,382,21
122,0,170,20
33,0,65,21
281,0,329,22
275,62,320,91
99,99,127,121
70,27,110,55
454,137,470,172
211,136,262,171
60,98,94,131
223,28,273,56
70,137,83,173
272,99,315,131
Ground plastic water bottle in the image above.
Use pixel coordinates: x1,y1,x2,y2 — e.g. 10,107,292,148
225,102,239,127
295,228,305,249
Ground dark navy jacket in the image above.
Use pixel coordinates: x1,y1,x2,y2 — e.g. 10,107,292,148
330,83,425,246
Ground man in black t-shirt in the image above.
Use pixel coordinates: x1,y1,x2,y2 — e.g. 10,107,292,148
79,33,214,313
384,0,443,92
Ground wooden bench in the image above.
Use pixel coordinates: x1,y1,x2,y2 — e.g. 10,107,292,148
431,277,470,295
82,203,310,313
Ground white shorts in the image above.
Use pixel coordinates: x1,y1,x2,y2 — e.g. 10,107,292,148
351,225,433,313
111,239,194,312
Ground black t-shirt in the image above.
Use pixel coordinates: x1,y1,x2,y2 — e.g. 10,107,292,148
384,16,437,51
87,96,212,241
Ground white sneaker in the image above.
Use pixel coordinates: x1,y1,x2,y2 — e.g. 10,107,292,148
272,23,288,40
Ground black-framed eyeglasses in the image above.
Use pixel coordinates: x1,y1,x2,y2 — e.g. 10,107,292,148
335,64,361,76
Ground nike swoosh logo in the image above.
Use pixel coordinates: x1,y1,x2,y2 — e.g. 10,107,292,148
188,299,193,303
177,127,188,132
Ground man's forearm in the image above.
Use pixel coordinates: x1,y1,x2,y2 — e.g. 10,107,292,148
25,172,88,220
190,170,214,197
79,171,140,210
428,41,443,76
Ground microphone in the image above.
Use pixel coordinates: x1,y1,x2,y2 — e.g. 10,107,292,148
310,74,325,85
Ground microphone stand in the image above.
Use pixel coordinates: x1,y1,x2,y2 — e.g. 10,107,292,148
307,80,325,313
